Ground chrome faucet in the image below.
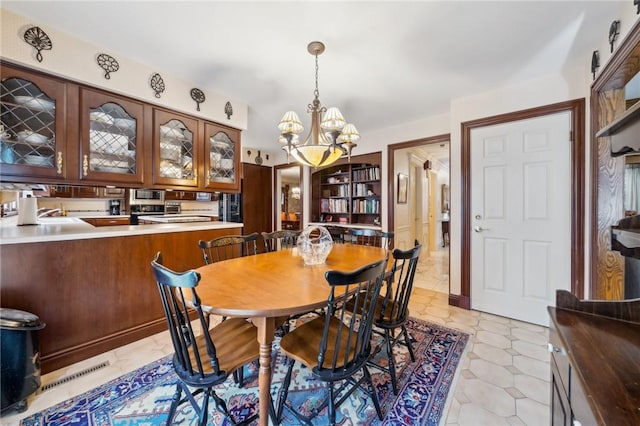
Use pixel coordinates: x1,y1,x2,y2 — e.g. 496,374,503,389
37,208,62,218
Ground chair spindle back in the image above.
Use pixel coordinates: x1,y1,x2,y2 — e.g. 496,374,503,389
315,257,387,380
198,232,259,264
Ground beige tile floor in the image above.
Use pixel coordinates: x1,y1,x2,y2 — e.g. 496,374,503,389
3,248,550,426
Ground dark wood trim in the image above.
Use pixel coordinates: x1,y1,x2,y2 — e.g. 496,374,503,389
461,99,586,308
43,318,168,373
386,134,451,246
448,293,470,309
589,20,640,299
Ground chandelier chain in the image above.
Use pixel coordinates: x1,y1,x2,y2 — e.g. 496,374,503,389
314,52,320,101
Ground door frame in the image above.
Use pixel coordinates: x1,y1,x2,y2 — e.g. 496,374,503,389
459,99,585,310
387,134,451,249
273,163,303,230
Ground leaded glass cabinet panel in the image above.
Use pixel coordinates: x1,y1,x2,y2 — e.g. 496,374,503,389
204,122,240,191
0,66,66,180
80,88,144,184
153,109,199,187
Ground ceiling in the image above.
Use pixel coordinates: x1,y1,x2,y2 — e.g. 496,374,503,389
2,1,625,160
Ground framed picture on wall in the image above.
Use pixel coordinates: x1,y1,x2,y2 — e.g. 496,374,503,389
397,173,408,204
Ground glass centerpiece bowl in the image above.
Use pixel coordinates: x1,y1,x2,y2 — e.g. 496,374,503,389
296,225,334,266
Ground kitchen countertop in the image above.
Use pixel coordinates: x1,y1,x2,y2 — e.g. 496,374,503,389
0,215,243,245
137,214,216,223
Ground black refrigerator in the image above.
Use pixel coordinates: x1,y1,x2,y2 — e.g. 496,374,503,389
218,193,242,223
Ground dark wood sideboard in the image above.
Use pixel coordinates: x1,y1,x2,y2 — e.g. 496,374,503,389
548,290,640,425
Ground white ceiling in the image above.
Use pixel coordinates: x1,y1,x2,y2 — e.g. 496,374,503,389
2,1,625,157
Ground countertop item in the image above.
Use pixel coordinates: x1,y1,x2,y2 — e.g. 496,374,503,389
0,215,240,245
16,196,37,226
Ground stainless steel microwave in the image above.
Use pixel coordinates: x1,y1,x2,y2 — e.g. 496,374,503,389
129,189,164,205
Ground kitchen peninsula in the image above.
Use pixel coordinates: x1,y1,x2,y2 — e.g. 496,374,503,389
0,217,243,372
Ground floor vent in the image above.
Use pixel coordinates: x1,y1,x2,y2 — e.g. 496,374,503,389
39,361,110,392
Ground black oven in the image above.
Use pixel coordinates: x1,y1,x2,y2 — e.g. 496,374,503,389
130,204,165,225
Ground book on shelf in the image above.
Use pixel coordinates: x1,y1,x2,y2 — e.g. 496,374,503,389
352,166,380,181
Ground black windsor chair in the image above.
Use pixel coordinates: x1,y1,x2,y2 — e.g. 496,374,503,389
198,232,259,264
349,228,394,249
261,229,300,252
276,257,389,425
150,252,261,426
369,241,422,394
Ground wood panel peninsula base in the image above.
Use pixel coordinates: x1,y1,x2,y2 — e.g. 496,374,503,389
0,224,241,373
548,290,640,425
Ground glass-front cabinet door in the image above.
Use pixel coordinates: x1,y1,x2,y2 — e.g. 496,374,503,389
204,122,240,191
80,88,144,184
153,109,198,187
0,65,67,180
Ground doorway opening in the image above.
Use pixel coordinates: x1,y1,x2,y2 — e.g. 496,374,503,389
388,134,450,294
274,164,302,231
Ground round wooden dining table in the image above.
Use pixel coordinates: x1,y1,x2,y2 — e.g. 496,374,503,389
194,243,389,426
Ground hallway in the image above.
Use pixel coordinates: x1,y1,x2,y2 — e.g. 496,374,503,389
413,244,450,294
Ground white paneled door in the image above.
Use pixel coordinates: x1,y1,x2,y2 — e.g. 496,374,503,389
470,111,571,326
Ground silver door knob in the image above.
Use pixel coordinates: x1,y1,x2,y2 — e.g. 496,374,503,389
474,226,489,233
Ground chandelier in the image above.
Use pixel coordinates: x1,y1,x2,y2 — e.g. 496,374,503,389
278,41,359,168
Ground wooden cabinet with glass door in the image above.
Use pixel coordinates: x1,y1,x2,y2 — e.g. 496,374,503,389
203,122,240,192
0,63,68,181
79,87,145,184
151,108,199,188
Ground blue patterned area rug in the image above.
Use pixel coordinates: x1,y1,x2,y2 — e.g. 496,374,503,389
21,317,468,426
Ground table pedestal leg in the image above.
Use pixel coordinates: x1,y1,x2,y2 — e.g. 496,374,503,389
254,316,276,426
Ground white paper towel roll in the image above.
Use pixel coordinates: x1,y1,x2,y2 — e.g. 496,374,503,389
17,195,38,226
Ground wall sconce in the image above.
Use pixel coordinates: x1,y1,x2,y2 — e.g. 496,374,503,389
424,160,432,177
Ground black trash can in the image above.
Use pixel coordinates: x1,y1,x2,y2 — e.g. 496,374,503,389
0,308,45,414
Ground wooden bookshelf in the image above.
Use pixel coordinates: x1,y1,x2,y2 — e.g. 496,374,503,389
311,152,382,226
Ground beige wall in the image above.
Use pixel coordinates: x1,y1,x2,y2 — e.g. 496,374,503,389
0,8,248,130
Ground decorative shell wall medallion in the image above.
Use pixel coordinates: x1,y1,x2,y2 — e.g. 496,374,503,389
23,26,52,63
96,53,119,79
225,101,233,119
190,88,205,111
150,73,165,98
608,20,620,53
591,50,600,80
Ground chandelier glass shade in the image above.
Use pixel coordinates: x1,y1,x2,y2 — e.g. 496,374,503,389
278,41,360,168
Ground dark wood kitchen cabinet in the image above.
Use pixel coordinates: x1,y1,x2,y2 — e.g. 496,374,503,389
1,60,241,192
0,64,69,181
149,110,241,192
150,108,199,188
548,290,640,426
241,162,272,252
78,87,145,184
203,122,240,192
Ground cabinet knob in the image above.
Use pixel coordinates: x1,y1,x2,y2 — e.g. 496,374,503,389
547,343,565,355
573,420,582,426
56,152,63,174
83,155,88,176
